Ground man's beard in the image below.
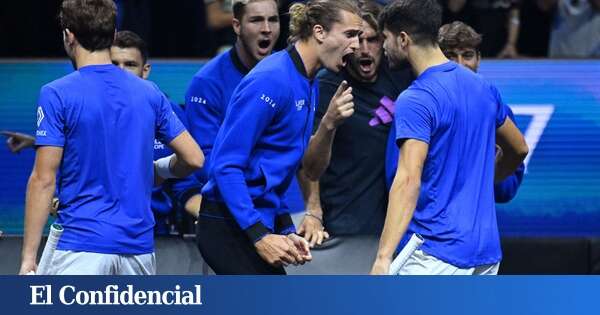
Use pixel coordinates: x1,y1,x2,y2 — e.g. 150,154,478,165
388,54,410,71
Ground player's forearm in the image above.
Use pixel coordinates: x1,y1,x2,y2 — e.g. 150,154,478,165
494,162,524,202
21,174,55,262
296,169,323,216
184,194,202,218
495,148,527,183
170,149,205,178
214,166,270,242
494,174,518,203
302,123,337,181
376,173,419,260
306,181,323,216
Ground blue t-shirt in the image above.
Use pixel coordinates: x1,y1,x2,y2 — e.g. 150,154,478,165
152,101,201,218
393,61,507,268
35,64,185,254
386,105,525,203
185,48,248,185
201,46,317,242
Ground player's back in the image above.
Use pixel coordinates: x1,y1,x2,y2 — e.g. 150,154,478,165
395,61,506,267
36,64,177,254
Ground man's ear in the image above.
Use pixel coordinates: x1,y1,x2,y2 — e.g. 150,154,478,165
398,31,410,49
232,18,241,36
63,28,78,46
312,24,326,43
142,63,152,80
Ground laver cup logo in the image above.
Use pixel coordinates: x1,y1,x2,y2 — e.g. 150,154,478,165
37,106,44,128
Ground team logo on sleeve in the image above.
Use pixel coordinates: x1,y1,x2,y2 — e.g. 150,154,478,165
154,139,165,150
37,106,45,127
295,99,306,111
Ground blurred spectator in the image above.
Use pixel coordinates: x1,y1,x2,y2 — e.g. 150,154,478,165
114,0,151,44
548,0,600,58
441,0,521,57
0,0,64,57
516,0,556,57
205,0,237,53
149,0,211,57
274,0,303,50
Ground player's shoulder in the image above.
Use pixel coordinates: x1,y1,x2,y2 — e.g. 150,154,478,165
400,82,437,102
451,63,488,86
42,71,83,94
127,72,161,95
255,49,298,75
195,50,232,78
244,53,291,89
455,66,499,97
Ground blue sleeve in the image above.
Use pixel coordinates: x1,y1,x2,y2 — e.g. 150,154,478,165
385,121,399,190
494,106,525,203
170,100,187,126
35,86,65,147
185,76,222,157
185,76,222,184
494,163,525,203
167,100,202,206
394,89,436,145
274,198,295,235
153,83,186,145
210,76,287,242
491,84,508,128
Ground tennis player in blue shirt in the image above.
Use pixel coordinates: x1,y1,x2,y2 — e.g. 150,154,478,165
385,21,526,203
371,0,528,275
185,0,281,187
197,0,363,274
111,30,203,232
437,21,525,202
19,0,203,275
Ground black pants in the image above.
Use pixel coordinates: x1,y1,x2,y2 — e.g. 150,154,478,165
195,202,286,275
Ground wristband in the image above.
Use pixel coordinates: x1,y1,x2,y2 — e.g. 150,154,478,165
155,155,176,179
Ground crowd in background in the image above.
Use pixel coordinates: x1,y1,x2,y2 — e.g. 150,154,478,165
0,0,598,59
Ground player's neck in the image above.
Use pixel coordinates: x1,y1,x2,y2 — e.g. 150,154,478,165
73,47,112,69
409,45,449,77
234,41,257,70
295,40,320,78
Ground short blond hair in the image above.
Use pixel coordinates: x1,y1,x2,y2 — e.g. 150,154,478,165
288,0,360,42
232,0,279,20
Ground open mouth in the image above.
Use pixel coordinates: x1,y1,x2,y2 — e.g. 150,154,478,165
359,58,374,72
258,39,271,50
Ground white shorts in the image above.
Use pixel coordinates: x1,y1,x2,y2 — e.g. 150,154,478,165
399,250,500,275
47,250,156,275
